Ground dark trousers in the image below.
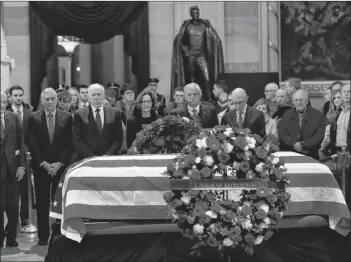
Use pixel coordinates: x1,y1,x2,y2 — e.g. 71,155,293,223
33,168,62,241
0,181,19,243
19,173,29,221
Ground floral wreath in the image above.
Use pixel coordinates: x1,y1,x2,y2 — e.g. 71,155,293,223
127,115,202,155
163,126,291,257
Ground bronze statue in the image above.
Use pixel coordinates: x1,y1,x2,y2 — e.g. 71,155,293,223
171,6,225,102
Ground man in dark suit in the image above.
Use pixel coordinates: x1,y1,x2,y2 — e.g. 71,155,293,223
6,85,33,226
170,82,218,128
0,91,26,248
221,88,266,138
27,88,73,246
73,83,123,161
278,90,325,159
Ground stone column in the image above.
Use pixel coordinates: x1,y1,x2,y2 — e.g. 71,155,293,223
78,44,91,85
2,1,30,103
58,56,72,86
268,2,280,72
112,35,124,85
148,2,175,101
1,24,12,92
174,2,225,57
258,1,269,72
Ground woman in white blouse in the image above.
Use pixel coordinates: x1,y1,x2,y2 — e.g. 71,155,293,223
253,98,278,138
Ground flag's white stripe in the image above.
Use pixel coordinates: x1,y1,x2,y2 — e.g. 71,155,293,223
83,154,178,161
64,163,331,180
273,151,304,157
284,163,332,175
65,187,347,207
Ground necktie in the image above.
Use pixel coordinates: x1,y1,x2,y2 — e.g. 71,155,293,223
192,108,197,116
238,111,244,128
17,109,22,124
95,108,103,134
83,104,86,107
0,117,4,141
48,114,54,144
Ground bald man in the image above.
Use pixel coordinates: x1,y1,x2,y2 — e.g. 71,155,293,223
272,89,293,120
278,90,325,159
264,83,279,117
73,84,123,161
27,88,73,245
221,88,266,138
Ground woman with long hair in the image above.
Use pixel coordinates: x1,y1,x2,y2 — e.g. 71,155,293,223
126,89,159,148
67,87,80,113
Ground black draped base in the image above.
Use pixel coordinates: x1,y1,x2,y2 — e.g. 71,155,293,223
46,227,350,262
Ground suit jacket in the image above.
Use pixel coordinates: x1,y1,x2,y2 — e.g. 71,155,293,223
1,111,26,181
170,103,218,128
73,105,123,160
27,109,73,170
6,103,33,145
278,107,325,158
156,93,166,116
221,105,266,138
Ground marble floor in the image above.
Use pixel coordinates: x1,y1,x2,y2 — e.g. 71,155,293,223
1,212,48,261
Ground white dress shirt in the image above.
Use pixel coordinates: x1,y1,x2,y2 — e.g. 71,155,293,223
0,113,5,129
187,104,200,116
12,104,24,123
80,101,90,108
236,104,247,123
91,105,104,129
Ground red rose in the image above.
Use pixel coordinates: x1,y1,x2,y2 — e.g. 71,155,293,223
205,192,216,202
218,152,230,164
193,201,208,217
173,169,186,179
234,135,247,149
198,149,206,158
244,233,255,245
217,133,227,142
178,211,188,223
255,209,267,219
163,192,173,203
199,214,211,224
206,136,221,151
186,154,196,165
240,162,250,173
189,190,200,198
201,167,212,178
167,164,176,173
241,206,253,216
228,227,241,240
266,194,278,204
153,137,165,147
273,168,283,180
256,187,270,198
170,199,183,209
225,210,237,220
254,147,268,159
211,202,224,214
189,170,201,180
207,236,219,247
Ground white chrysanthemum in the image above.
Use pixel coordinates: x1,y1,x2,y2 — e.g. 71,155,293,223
243,146,249,151
242,201,251,207
271,157,280,165
241,219,252,229
254,235,264,245
203,155,214,166
195,137,207,149
223,238,234,247
193,224,204,235
263,217,271,225
223,142,234,153
182,117,190,122
181,195,191,205
257,203,270,213
258,222,268,229
250,137,256,145
255,162,265,172
205,210,218,219
183,176,190,180
195,157,201,164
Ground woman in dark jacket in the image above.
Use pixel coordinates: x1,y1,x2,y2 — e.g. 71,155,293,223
126,89,159,148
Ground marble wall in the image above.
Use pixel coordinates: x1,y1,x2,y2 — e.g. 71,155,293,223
2,1,30,103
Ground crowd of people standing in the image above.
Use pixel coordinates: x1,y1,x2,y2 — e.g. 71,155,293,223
1,77,350,248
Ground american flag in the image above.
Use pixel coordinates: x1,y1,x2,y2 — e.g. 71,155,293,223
50,152,350,243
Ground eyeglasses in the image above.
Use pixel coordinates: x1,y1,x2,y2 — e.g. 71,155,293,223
141,101,152,105
264,90,276,93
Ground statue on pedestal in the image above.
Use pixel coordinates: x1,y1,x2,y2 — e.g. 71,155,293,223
171,6,224,102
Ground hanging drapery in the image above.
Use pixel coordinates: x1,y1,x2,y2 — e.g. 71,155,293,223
30,1,147,44
124,4,150,92
29,5,56,109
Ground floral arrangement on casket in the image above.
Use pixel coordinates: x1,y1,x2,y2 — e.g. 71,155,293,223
127,115,202,154
163,126,291,257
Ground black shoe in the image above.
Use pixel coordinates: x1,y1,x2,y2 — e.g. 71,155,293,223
38,239,48,246
21,219,29,226
6,240,18,247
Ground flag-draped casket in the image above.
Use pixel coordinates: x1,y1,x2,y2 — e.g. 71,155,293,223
50,152,350,243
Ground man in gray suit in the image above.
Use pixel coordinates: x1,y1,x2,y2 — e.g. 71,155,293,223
0,91,26,248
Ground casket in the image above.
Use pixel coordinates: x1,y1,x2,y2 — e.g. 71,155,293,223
50,152,350,243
